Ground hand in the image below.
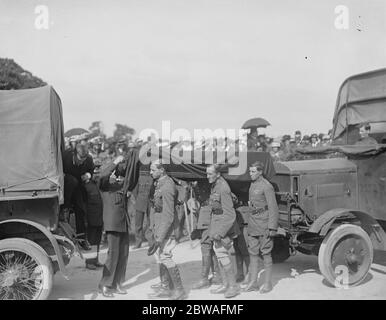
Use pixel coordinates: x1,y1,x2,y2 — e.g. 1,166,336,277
147,241,161,256
212,234,221,241
109,173,117,184
126,191,132,198
268,230,277,238
113,155,125,165
81,172,91,182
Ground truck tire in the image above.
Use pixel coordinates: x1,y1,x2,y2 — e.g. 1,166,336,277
318,224,373,288
0,238,53,300
272,235,291,263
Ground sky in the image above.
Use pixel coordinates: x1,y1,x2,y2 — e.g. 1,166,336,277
0,0,385,139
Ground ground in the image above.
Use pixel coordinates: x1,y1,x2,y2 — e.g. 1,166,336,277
49,239,386,300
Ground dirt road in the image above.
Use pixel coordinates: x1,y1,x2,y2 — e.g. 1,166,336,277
49,240,386,300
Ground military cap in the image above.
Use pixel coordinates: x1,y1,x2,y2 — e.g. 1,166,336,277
295,130,301,135
250,160,264,170
271,141,281,148
302,135,310,141
311,133,318,139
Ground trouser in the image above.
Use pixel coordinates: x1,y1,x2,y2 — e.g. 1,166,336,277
100,231,130,288
135,209,152,243
233,225,250,275
248,233,273,269
213,237,234,267
64,174,87,240
156,238,177,268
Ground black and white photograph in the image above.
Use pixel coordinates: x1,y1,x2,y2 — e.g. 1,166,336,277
0,0,386,304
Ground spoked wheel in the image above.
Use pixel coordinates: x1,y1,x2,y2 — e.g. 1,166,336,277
0,238,53,300
318,224,373,287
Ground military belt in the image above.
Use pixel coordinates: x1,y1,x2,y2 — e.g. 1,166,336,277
212,209,223,215
250,205,268,215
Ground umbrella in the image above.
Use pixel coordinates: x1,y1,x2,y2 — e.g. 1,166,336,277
242,117,271,129
64,128,89,138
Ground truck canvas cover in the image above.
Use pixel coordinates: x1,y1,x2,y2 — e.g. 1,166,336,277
332,68,386,140
0,86,64,202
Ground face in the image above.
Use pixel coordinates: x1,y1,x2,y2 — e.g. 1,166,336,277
206,166,220,184
249,166,263,181
150,163,163,180
76,143,88,160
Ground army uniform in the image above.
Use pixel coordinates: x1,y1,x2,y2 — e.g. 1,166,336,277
233,207,250,283
208,176,240,298
190,181,222,290
244,176,279,293
98,161,130,294
133,173,154,248
149,174,186,300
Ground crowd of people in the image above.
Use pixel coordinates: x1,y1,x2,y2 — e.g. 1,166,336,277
60,125,339,299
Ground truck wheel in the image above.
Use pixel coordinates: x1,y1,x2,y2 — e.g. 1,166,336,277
0,238,53,300
318,224,373,287
272,236,291,263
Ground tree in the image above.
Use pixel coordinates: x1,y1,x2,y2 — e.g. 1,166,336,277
88,121,106,139
113,123,135,142
0,58,46,90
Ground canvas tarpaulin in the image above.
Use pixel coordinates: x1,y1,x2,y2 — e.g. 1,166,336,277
0,85,64,202
332,68,386,140
122,146,276,202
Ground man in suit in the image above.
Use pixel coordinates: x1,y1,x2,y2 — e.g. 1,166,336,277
132,171,154,249
98,155,130,298
62,140,95,250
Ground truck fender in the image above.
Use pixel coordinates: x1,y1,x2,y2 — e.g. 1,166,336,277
309,208,386,251
0,219,69,279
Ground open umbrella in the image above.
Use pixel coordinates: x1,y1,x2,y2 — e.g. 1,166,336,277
64,128,89,138
242,117,271,129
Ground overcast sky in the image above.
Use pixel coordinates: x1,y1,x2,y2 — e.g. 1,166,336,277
1,0,385,139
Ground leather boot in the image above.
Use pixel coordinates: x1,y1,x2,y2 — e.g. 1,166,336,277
242,255,259,292
148,264,172,298
167,266,187,300
151,264,165,290
223,263,240,298
235,254,245,283
260,255,273,294
210,263,228,294
192,255,211,289
210,254,223,285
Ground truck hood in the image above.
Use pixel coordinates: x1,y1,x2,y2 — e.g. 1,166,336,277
274,158,357,175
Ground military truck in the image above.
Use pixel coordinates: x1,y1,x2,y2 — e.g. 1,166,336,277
0,86,78,300
271,68,386,287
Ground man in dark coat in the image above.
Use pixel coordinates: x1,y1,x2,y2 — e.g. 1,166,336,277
83,158,104,270
98,155,130,298
62,141,95,250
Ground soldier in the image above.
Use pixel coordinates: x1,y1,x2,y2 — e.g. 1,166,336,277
132,171,154,249
243,161,279,294
191,181,223,290
206,164,240,298
147,159,187,300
